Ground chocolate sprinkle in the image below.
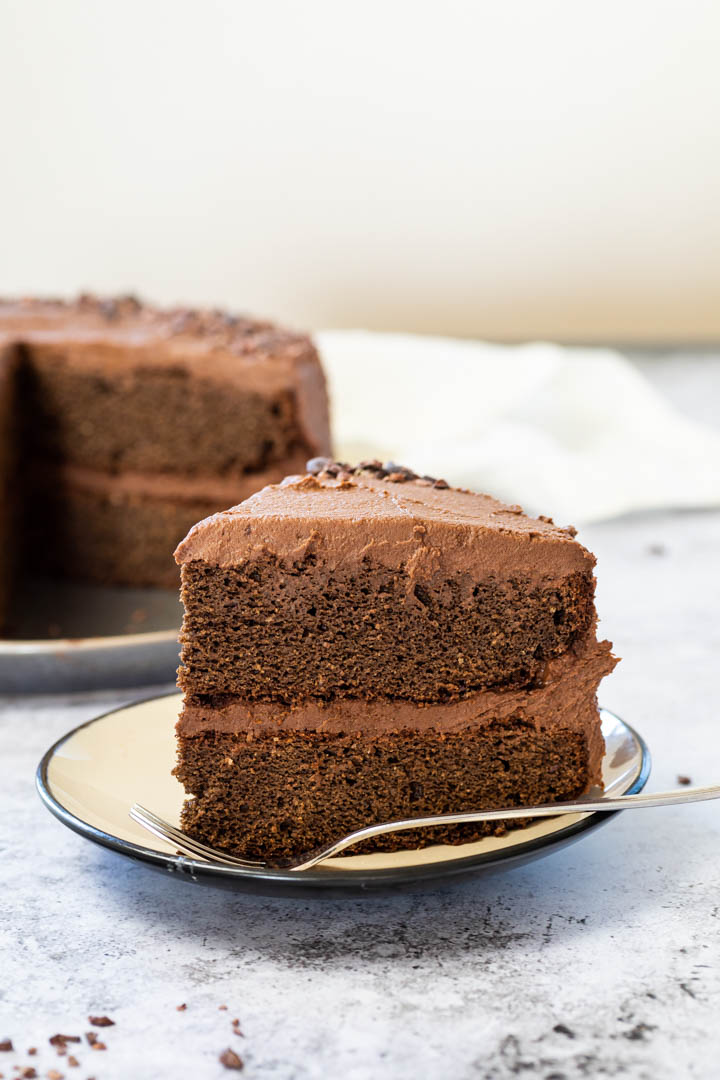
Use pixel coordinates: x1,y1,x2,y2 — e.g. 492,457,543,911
306,459,437,488
306,457,332,475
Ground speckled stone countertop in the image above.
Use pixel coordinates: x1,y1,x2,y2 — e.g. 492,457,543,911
2,355,720,1080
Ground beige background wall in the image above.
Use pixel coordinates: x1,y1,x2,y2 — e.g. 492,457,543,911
1,0,719,342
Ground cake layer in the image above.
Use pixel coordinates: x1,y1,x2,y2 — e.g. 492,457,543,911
178,559,593,700
25,454,310,589
175,722,595,859
3,295,329,474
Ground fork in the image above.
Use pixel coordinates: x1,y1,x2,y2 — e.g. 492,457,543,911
130,784,720,873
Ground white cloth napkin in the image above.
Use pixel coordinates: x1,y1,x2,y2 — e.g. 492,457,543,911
316,330,720,524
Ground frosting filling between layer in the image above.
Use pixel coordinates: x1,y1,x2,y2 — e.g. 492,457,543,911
52,453,312,504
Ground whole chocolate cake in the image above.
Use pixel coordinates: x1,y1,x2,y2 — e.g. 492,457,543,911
174,460,617,859
0,295,330,631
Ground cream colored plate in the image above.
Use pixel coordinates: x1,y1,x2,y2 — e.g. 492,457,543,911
36,694,651,896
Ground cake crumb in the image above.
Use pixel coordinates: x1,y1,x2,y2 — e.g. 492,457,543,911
48,1038,80,1050
65,1058,79,1068
0,1042,11,1053
18,1069,37,1079
47,1070,64,1080
87,1017,114,1028
218,1005,228,1011
219,1048,244,1070
27,1050,37,1057
677,774,692,785
176,1004,187,1012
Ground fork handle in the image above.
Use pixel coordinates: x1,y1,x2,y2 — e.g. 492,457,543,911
286,784,720,870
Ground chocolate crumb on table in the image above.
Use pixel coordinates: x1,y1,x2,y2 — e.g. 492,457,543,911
48,1037,81,1049
27,1048,36,1056
219,1048,244,1070
66,1057,79,1067
87,1017,114,1028
176,1004,187,1012
677,774,692,785
0,1040,12,1051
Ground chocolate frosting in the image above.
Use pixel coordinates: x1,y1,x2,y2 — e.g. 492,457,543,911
178,634,616,785
0,294,330,456
175,462,594,582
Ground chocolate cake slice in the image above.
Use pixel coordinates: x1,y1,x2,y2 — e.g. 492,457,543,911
174,460,617,859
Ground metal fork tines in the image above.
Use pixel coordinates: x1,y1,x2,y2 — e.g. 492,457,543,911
130,783,720,874
129,804,264,869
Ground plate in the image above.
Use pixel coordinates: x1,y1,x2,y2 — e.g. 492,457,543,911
1,577,181,692
36,694,651,898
